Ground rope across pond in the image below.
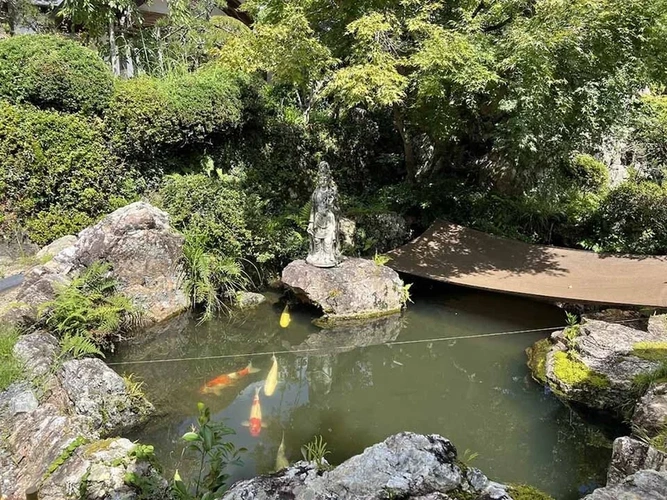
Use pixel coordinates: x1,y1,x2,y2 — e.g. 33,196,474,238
107,317,646,366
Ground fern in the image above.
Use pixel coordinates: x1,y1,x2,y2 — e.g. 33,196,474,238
59,332,104,360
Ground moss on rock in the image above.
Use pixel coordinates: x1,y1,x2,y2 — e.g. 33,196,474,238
526,338,551,384
507,483,554,500
552,351,610,389
633,341,667,361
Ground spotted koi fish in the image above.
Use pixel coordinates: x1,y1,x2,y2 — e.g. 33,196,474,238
243,386,266,437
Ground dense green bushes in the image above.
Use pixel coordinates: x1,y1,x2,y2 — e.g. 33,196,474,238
0,35,113,115
0,102,138,244
105,66,247,159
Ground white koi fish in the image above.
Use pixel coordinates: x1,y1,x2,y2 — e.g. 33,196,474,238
264,354,278,396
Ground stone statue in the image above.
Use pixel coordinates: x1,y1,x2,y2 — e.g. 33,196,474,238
306,161,342,268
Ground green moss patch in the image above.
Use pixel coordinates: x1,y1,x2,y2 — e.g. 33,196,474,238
526,338,551,384
633,341,667,361
552,351,609,389
650,428,667,453
507,483,554,500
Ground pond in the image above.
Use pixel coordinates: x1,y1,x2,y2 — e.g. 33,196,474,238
110,281,620,499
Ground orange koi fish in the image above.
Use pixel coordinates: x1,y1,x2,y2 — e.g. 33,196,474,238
242,386,266,437
199,362,260,395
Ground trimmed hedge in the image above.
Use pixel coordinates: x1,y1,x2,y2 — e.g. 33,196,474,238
105,66,247,159
0,102,138,244
0,35,113,115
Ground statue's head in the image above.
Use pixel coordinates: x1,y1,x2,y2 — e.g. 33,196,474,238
316,161,332,186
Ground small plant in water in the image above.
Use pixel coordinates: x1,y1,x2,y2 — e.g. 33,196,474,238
301,435,332,472
461,448,480,466
563,312,581,350
400,283,413,306
172,403,244,500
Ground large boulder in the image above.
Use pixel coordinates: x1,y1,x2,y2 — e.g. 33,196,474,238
39,438,168,500
607,436,667,485
632,382,667,438
59,358,153,436
13,331,59,382
584,469,667,499
222,432,513,500
36,234,78,260
1,202,188,326
73,202,187,323
282,258,406,324
527,315,667,413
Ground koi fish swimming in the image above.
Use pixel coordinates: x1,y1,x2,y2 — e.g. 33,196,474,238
275,431,289,471
264,354,278,396
199,362,260,396
242,386,266,437
279,305,291,328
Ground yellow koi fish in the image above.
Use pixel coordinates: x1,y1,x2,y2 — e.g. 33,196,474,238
275,432,289,471
279,305,291,328
264,354,279,396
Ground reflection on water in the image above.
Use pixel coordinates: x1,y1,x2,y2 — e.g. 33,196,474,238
110,285,618,499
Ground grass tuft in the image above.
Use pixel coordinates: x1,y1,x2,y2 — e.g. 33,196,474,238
0,324,23,391
633,341,667,361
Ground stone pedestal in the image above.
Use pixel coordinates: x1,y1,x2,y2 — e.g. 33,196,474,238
281,258,405,325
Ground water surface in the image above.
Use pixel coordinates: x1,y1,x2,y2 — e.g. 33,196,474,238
111,283,618,499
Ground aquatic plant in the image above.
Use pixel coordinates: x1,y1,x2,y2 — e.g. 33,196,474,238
172,403,244,499
122,373,146,403
552,351,609,389
301,435,332,472
0,324,23,391
41,262,142,350
632,341,667,361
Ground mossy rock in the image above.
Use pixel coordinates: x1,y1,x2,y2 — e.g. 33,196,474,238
507,483,554,500
633,341,667,361
552,351,610,389
526,338,551,385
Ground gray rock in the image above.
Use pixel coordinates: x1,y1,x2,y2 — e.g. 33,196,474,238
235,291,267,309
74,202,188,324
13,266,72,323
9,388,38,416
222,432,510,500
39,438,168,500
282,258,405,323
533,316,666,412
584,469,667,500
632,383,667,437
13,331,59,381
607,436,667,485
36,235,78,260
59,358,153,436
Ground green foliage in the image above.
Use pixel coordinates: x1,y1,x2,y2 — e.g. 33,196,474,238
172,403,244,500
105,66,246,160
372,253,391,266
0,101,137,245
588,179,667,254
569,155,610,192
632,363,667,397
301,435,332,472
41,262,142,351
631,95,667,178
507,483,555,500
45,436,88,478
460,449,480,466
0,324,23,391
123,374,147,403
59,332,104,360
552,351,610,389
400,283,413,307
0,35,113,114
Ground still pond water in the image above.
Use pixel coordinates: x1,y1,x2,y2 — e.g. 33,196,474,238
110,283,620,499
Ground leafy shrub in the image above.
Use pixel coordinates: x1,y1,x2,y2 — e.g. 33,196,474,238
0,34,113,115
0,102,139,245
589,179,667,254
105,66,246,160
631,95,667,178
40,262,142,351
568,154,609,192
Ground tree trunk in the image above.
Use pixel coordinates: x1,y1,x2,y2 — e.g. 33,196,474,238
109,17,120,76
393,104,417,183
